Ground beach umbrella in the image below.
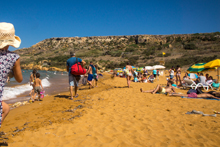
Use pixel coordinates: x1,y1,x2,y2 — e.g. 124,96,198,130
204,59,220,82
204,59,220,68
136,68,142,71
188,73,198,79
145,66,154,70
153,65,165,70
187,63,208,73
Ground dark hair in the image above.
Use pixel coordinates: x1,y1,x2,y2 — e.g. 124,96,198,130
33,69,37,74
200,73,203,76
70,52,75,56
209,76,213,80
126,62,130,65
143,74,146,77
167,80,174,85
176,65,180,68
90,61,93,64
36,73,40,78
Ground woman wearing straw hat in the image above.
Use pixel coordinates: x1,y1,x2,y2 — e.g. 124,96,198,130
0,22,23,127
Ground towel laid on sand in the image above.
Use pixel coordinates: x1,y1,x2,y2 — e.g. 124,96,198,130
186,110,217,117
181,96,220,101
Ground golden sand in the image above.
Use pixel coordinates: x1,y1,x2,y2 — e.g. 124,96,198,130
1,71,220,147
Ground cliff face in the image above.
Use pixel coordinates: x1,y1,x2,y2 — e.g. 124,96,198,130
15,33,220,70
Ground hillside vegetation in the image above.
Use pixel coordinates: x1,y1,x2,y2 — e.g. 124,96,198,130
15,32,220,70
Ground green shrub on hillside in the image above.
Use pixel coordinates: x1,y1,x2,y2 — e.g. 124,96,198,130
165,55,218,68
175,37,182,42
139,42,146,46
129,44,139,48
142,46,155,56
157,53,171,57
125,48,135,52
157,45,162,50
163,43,169,48
34,52,43,56
184,43,197,50
110,50,123,57
48,55,70,62
128,56,139,65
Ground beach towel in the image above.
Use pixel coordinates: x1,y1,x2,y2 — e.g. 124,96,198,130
185,110,217,117
181,96,220,101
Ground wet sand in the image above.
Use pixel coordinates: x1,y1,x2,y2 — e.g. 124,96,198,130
1,71,220,147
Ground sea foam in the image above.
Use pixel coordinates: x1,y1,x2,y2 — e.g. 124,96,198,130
2,78,51,100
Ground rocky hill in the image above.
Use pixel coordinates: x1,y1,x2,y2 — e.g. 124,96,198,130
15,32,220,71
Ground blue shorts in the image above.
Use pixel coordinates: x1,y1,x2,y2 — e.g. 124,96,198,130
88,74,93,81
170,75,174,79
69,74,80,87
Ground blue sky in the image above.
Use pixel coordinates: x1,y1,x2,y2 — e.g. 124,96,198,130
1,0,219,50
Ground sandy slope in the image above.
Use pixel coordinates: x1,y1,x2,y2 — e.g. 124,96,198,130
1,71,220,147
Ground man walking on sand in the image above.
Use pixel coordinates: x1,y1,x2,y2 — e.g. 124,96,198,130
124,62,133,88
67,52,86,100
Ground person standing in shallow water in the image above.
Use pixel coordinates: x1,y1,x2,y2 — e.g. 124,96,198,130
0,22,23,127
29,69,37,98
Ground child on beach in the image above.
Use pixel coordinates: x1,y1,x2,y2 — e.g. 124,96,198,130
140,80,175,94
141,74,147,83
29,69,37,97
32,73,44,102
0,22,23,127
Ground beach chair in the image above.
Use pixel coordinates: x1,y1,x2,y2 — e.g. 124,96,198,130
182,79,197,89
195,83,209,91
182,79,208,90
206,82,213,90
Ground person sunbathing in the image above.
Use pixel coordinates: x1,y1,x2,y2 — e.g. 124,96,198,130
196,88,220,97
140,80,175,94
169,92,219,99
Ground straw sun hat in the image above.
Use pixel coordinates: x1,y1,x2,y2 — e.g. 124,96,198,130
0,22,21,48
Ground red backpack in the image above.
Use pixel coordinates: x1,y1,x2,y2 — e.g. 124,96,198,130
71,58,87,75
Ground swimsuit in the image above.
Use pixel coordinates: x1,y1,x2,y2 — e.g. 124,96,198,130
34,86,41,94
0,50,19,127
208,91,217,97
160,88,166,94
188,92,197,98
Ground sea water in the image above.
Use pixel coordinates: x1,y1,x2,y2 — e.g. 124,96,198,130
3,69,71,103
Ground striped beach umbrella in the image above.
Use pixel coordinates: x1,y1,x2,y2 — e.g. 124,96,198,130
187,63,208,73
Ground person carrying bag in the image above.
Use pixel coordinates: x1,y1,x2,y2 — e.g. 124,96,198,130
66,52,86,99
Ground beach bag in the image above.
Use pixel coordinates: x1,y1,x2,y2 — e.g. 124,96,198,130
71,58,87,75
82,76,87,85
40,91,45,98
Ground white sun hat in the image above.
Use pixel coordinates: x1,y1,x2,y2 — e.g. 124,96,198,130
0,22,21,48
